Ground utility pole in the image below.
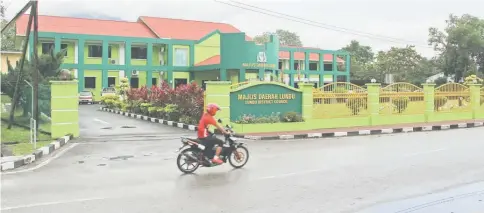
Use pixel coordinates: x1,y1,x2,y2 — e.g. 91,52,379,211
32,0,39,130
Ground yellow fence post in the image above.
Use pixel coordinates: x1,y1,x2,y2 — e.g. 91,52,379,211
468,83,481,119
205,81,232,123
422,83,436,122
298,83,314,121
365,82,381,126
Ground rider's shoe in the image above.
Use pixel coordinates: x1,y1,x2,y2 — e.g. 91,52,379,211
211,157,223,165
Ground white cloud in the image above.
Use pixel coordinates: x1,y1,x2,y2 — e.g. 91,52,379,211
5,0,484,58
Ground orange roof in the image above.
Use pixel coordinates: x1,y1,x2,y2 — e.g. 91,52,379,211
279,51,345,62
195,55,221,66
16,14,157,38
139,16,252,41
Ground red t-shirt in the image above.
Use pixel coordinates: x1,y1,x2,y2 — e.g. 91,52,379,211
197,113,217,138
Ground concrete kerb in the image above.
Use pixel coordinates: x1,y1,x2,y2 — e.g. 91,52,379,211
99,107,484,141
0,134,74,171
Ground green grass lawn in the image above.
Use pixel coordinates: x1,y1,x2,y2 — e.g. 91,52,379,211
1,123,52,156
1,94,12,104
1,102,51,133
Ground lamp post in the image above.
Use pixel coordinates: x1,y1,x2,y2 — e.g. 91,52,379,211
24,80,36,148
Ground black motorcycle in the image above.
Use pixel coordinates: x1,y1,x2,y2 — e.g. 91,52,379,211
176,119,249,174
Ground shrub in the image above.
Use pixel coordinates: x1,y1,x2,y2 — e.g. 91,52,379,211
434,96,448,111
140,103,152,115
234,113,280,124
346,98,367,115
392,97,409,113
281,111,304,122
164,104,180,121
100,94,119,108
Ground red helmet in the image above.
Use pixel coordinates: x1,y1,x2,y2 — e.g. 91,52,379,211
206,103,221,116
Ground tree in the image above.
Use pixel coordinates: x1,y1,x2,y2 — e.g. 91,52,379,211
340,40,375,81
1,1,17,51
428,14,484,82
372,46,424,83
253,29,303,46
1,48,67,128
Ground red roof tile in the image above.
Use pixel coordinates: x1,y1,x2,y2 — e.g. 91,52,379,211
279,51,345,63
16,14,157,38
139,16,252,41
195,55,221,66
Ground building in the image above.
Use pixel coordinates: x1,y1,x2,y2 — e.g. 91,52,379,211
1,51,22,73
15,14,350,100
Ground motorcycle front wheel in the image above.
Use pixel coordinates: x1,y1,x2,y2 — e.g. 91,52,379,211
176,148,200,174
228,146,249,169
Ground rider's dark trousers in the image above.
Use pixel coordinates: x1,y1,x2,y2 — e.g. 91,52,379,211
199,136,224,158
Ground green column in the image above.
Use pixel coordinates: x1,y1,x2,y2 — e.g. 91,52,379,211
319,53,324,86
205,81,232,123
189,44,195,66
239,69,246,82
51,80,79,138
468,83,482,119
289,74,294,87
54,36,61,53
345,54,351,82
422,83,436,122
28,32,34,60
167,44,173,88
332,53,337,72
146,42,153,88
366,83,381,125
298,83,314,120
258,68,264,81
77,39,85,92
102,40,109,89
125,41,132,81
220,69,227,81
304,52,309,78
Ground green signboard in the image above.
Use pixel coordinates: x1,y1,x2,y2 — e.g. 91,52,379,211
230,83,302,121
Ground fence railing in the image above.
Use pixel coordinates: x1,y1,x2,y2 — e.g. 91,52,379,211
313,82,369,119
434,83,471,113
312,82,483,120
379,83,425,115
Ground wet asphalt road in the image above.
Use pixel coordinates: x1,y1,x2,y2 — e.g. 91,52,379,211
1,104,484,213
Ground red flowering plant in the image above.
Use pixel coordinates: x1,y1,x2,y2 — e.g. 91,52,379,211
126,86,149,113
172,81,204,124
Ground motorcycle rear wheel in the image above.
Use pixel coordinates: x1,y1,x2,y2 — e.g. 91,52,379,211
228,146,249,169
177,148,200,174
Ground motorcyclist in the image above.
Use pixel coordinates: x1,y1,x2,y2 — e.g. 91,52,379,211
198,103,229,165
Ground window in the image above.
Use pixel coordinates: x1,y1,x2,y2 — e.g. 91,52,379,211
337,75,347,82
278,61,283,69
324,63,333,71
131,47,147,59
152,78,158,86
294,82,299,89
88,45,112,58
309,62,318,71
175,78,188,88
202,80,208,90
41,43,68,56
130,77,139,88
313,82,318,88
294,62,300,70
108,77,116,87
84,77,96,89
174,48,188,66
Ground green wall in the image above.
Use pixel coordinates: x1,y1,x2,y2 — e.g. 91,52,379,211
195,33,220,64
36,41,75,64
84,70,102,101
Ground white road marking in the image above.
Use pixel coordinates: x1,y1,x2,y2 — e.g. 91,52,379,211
93,118,109,125
0,197,109,211
403,148,447,157
2,143,79,175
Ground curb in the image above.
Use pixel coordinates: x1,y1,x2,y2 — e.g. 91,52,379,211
100,107,199,131
242,122,484,140
99,107,484,141
1,134,74,171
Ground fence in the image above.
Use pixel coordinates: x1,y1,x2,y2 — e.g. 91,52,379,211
312,82,483,122
379,83,425,115
313,82,368,119
434,83,471,113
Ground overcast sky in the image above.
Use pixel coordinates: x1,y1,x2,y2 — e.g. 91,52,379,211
4,0,484,58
